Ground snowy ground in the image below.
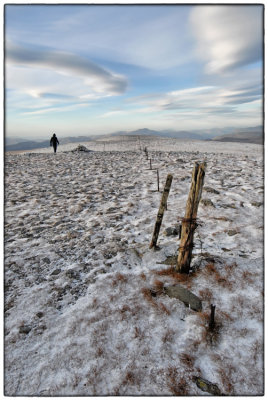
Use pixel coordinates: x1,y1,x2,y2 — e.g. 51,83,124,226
4,137,264,395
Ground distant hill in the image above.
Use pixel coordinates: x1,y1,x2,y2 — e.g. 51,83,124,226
110,128,203,140
211,127,263,145
5,140,50,151
5,136,94,152
5,126,263,151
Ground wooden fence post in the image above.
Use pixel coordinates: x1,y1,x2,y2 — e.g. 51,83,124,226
149,174,173,249
209,304,216,331
144,147,148,159
150,158,152,170
176,162,206,273
157,169,160,192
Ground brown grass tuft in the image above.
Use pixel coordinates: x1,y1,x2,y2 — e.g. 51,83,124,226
158,302,171,315
112,272,128,286
199,288,213,302
141,287,171,315
155,266,189,283
202,263,233,290
162,328,175,343
140,272,146,280
180,353,195,371
152,279,164,294
167,367,189,395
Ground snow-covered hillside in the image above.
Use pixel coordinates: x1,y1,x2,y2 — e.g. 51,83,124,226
4,138,264,395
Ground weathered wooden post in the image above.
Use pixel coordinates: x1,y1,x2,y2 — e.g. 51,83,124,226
176,162,206,273
144,147,148,159
157,169,160,192
150,158,152,170
149,174,173,249
209,304,216,331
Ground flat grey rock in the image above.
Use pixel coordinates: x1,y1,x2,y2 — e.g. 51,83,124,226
164,284,202,311
193,376,222,395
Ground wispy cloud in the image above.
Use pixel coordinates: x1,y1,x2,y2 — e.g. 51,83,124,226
190,5,263,74
21,103,88,116
5,5,263,138
127,82,262,116
6,41,128,96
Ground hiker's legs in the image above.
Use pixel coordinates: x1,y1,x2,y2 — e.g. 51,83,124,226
53,145,57,153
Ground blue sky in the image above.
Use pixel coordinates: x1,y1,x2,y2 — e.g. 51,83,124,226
5,4,263,139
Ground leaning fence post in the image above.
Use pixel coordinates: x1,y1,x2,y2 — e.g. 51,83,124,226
149,174,173,249
209,304,216,331
157,169,160,192
176,162,206,273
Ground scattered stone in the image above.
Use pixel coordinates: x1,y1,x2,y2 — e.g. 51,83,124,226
163,225,181,237
72,145,91,152
251,201,263,207
158,255,177,265
164,284,202,312
66,269,80,279
19,325,32,334
201,199,215,207
204,187,220,194
36,312,44,318
34,324,47,335
50,268,61,276
227,230,238,236
43,257,51,264
193,376,222,395
220,203,236,209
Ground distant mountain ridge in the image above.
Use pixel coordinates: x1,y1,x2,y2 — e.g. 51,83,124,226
5,125,263,151
110,128,203,140
210,128,263,145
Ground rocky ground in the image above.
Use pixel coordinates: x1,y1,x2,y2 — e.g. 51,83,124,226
4,138,264,395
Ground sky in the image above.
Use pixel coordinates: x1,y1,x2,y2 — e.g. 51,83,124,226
5,4,264,139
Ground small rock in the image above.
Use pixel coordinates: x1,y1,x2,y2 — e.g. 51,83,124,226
204,187,220,194
66,269,80,279
43,257,51,264
72,145,91,152
158,255,177,265
201,199,215,207
227,230,237,236
36,312,44,318
220,203,236,209
251,201,262,207
19,325,32,334
193,376,222,395
34,325,47,335
163,225,181,237
50,268,61,276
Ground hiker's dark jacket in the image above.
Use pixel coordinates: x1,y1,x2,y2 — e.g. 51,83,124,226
50,136,59,147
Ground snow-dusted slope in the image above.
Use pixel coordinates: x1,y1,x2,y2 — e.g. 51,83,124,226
5,138,263,395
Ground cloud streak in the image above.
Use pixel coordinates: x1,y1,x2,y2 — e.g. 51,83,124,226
127,82,262,117
190,5,263,74
6,41,128,95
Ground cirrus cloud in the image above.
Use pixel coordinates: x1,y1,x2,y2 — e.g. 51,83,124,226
190,5,263,74
6,41,128,96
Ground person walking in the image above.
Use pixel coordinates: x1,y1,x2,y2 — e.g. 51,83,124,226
50,133,59,153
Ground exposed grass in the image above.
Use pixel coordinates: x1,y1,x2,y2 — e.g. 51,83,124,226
166,367,189,395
